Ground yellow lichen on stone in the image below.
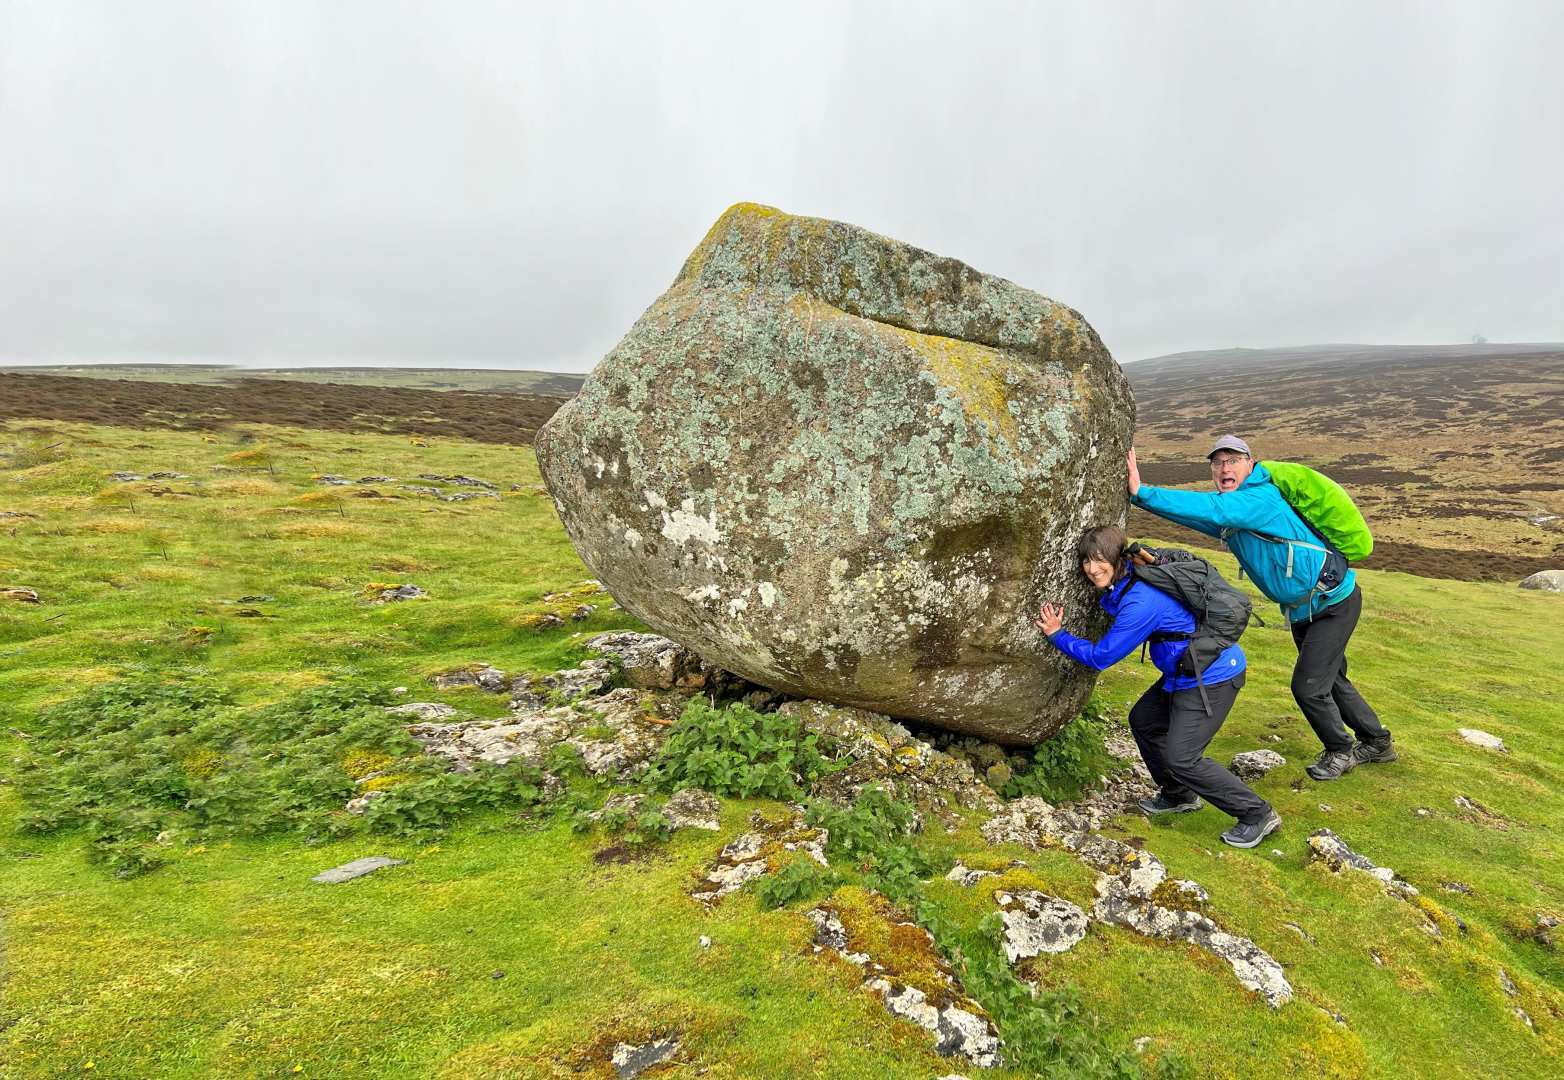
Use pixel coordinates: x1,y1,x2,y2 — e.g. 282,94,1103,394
887,324,1020,446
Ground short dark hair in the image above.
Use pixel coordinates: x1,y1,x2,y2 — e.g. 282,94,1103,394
1076,525,1128,574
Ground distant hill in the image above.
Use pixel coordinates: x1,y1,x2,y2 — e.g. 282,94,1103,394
0,363,588,397
1123,342,1564,582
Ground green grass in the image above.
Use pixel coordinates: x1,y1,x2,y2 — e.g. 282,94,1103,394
2,421,1561,1077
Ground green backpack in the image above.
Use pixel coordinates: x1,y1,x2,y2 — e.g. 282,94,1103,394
1261,461,1374,562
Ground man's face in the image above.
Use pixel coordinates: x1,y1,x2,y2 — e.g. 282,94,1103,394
1209,452,1253,493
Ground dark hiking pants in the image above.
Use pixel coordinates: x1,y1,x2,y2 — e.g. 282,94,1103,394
1127,671,1270,824
1289,585,1388,753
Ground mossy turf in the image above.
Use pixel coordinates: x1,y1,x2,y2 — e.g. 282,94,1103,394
2,422,1562,1077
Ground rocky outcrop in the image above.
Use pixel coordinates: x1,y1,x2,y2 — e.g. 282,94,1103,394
536,202,1135,743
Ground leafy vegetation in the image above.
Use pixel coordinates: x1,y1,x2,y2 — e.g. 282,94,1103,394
641,696,833,800
15,674,549,875
1003,694,1116,802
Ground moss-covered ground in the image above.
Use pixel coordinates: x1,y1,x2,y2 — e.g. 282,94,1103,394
1,422,1560,1077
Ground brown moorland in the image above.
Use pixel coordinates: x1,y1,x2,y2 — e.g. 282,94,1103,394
1126,343,1564,582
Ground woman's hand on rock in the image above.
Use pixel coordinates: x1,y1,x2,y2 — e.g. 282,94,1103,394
1035,602,1064,636
1127,448,1141,496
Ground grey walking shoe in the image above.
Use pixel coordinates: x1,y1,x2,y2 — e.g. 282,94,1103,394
1306,748,1357,781
1350,734,1397,764
1221,809,1282,849
1138,792,1202,815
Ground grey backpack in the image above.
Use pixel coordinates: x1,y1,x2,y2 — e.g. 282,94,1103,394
1128,544,1259,711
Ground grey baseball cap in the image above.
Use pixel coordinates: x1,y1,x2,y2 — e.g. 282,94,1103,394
1207,434,1252,459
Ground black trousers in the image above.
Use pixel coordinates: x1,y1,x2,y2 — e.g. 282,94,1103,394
1128,671,1270,824
1289,586,1388,753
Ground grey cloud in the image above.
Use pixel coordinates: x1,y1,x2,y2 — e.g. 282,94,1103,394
2,0,1560,370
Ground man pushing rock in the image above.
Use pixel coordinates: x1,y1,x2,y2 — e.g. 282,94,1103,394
1126,436,1395,781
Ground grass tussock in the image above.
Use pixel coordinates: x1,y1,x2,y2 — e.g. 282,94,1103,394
274,521,370,540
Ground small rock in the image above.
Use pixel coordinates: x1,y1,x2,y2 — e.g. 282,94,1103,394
432,665,507,692
1499,968,1518,996
1440,881,1473,895
994,889,1089,960
1458,728,1507,752
863,978,1002,1068
662,789,722,831
370,584,426,603
357,476,397,484
108,471,143,481
236,594,275,603
1515,1007,1534,1031
699,935,712,949
610,1035,679,1079
344,791,385,814
386,702,458,722
311,856,405,883
0,587,41,604
1230,749,1286,781
1369,949,1385,966
1413,807,1433,818
1307,828,1416,898
316,474,353,485
1319,803,1333,813
1283,922,1314,943
1133,1036,1153,1053
945,863,997,888
490,970,505,980
145,471,189,479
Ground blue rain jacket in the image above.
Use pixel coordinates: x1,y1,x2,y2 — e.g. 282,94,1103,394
1131,462,1356,623
1047,574,1245,693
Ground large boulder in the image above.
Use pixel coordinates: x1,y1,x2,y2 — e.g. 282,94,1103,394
536,203,1133,743
1518,569,1564,592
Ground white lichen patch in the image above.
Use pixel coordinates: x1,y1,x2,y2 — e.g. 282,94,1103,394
624,528,643,548
661,498,722,546
684,584,721,604
757,581,778,608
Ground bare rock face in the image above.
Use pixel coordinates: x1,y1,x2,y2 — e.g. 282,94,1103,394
537,203,1134,743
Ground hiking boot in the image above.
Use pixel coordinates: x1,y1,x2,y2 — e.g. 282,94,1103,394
1306,748,1357,781
1350,734,1397,765
1221,809,1282,849
1138,792,1202,815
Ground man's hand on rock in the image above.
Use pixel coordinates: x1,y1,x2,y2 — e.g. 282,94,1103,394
1127,448,1141,497
1035,602,1065,636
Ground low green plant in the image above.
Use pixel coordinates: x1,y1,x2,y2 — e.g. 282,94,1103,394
753,857,835,910
913,904,1189,1079
804,784,939,902
1003,695,1115,802
641,698,832,800
16,672,549,873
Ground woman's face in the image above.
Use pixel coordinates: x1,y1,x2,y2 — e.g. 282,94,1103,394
1082,556,1116,589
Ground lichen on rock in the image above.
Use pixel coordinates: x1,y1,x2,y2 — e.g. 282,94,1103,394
536,202,1134,743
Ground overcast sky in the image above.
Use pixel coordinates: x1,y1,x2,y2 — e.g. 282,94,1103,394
2,1,1561,371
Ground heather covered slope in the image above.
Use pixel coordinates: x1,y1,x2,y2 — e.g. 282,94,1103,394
0,424,1560,1078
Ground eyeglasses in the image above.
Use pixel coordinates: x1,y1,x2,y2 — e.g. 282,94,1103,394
1209,455,1250,469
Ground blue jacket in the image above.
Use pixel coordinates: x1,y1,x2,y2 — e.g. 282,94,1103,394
1047,574,1245,693
1132,462,1356,623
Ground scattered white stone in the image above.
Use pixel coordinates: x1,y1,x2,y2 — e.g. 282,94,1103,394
1230,749,1286,781
1498,968,1517,996
1515,1008,1535,1031
386,702,457,721
699,935,712,950
344,791,385,815
994,889,1089,960
610,1035,679,1078
1134,1036,1154,1053
945,862,997,887
312,856,404,883
662,788,722,831
1307,829,1417,898
863,979,1002,1068
1458,728,1507,752
1271,849,1286,857
1319,804,1333,813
